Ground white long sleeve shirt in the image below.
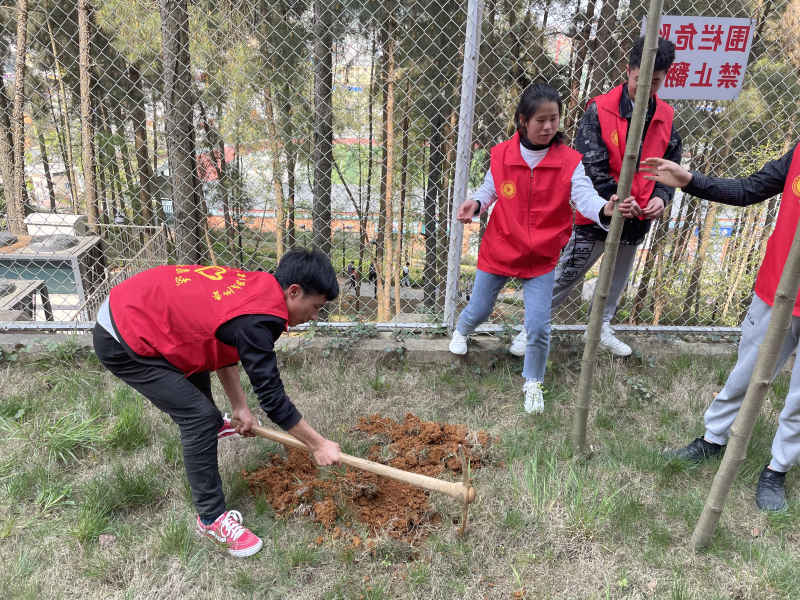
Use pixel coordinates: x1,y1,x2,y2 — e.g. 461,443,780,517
471,144,609,229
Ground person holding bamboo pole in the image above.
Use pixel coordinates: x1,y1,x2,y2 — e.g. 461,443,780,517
448,83,637,414
508,37,682,358
642,144,800,511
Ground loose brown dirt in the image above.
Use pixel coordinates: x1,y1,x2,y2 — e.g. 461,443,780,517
245,413,490,541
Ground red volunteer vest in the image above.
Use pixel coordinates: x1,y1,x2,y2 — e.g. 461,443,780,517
477,138,582,278
754,149,800,315
574,84,674,225
110,265,289,374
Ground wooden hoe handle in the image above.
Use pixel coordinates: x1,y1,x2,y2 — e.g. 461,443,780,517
230,418,477,508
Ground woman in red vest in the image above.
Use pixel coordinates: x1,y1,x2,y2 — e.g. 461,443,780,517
449,82,637,414
642,146,800,512
510,37,682,359
93,250,342,557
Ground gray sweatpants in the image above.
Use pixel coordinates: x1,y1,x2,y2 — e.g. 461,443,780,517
551,231,639,322
705,294,800,472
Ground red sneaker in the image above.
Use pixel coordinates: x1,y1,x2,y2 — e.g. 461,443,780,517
196,510,263,557
218,414,262,440
218,414,239,440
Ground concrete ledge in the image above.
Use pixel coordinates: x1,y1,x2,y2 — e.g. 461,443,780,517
0,331,741,367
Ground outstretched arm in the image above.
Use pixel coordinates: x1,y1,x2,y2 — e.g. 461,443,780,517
641,144,796,207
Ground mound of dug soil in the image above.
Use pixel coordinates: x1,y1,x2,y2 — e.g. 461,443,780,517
245,413,490,540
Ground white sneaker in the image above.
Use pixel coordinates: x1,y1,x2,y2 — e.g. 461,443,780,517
523,380,544,414
509,329,527,356
449,330,468,355
583,322,632,357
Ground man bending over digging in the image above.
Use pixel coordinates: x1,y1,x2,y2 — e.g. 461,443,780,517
642,145,800,512
93,249,343,556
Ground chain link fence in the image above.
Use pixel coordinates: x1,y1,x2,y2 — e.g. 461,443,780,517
0,0,797,334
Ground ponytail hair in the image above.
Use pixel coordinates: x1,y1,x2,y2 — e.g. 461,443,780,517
513,82,565,145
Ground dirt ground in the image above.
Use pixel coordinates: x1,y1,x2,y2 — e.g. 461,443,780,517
246,413,492,541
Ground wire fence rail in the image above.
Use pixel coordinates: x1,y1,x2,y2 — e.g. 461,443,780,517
0,0,797,334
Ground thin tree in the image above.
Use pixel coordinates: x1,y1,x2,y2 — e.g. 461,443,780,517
0,79,16,223
31,92,56,211
395,79,411,317
572,0,664,458
46,18,78,212
312,0,333,259
423,113,444,309
263,83,285,259
78,0,100,232
126,64,155,229
9,0,30,234
377,20,396,322
159,0,206,263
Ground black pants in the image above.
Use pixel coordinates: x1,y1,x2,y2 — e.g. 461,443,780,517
93,326,226,520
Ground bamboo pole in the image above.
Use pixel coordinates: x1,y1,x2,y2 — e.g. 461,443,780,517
690,214,800,548
571,0,664,458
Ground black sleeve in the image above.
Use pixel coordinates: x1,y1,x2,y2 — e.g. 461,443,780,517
215,314,302,431
575,103,618,201
651,125,682,204
683,145,796,207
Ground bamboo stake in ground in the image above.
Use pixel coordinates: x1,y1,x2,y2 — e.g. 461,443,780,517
231,419,477,534
690,217,800,548
571,0,664,458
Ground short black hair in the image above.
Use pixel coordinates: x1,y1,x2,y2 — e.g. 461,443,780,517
273,249,339,301
514,82,564,144
629,36,676,72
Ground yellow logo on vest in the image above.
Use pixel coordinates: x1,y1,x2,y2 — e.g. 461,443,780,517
611,130,619,146
793,175,800,197
500,180,516,199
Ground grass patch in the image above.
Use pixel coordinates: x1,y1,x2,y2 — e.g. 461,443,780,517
2,340,799,598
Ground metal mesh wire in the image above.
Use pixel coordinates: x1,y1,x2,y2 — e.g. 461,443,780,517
0,0,796,332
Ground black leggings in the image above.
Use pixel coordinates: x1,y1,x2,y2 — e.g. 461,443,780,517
93,326,225,520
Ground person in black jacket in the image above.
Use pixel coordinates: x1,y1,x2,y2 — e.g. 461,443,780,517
642,146,800,512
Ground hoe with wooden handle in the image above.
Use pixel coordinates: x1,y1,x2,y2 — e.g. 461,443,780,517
230,419,477,535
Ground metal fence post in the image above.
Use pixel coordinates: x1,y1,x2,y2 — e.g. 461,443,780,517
444,0,484,333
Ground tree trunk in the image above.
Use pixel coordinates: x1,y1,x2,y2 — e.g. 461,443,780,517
684,202,720,320
438,109,458,308
311,0,333,259
720,207,761,321
376,22,396,322
47,18,78,212
99,100,122,217
286,147,296,249
34,119,57,212
152,88,159,175
424,113,444,309
0,81,17,223
159,0,205,264
564,0,598,140
690,214,800,548
395,80,411,317
127,65,155,228
588,0,621,99
264,83,285,260
630,214,667,323
573,0,663,458
78,0,100,232
9,0,30,234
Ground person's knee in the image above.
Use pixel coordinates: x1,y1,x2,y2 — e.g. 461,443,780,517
525,322,550,345
175,404,223,439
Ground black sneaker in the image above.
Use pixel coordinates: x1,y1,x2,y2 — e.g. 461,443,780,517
663,437,724,463
755,466,788,512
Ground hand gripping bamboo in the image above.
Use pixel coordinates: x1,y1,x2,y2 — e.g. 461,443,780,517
230,419,477,534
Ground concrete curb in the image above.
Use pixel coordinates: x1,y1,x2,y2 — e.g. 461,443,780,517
0,331,739,368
